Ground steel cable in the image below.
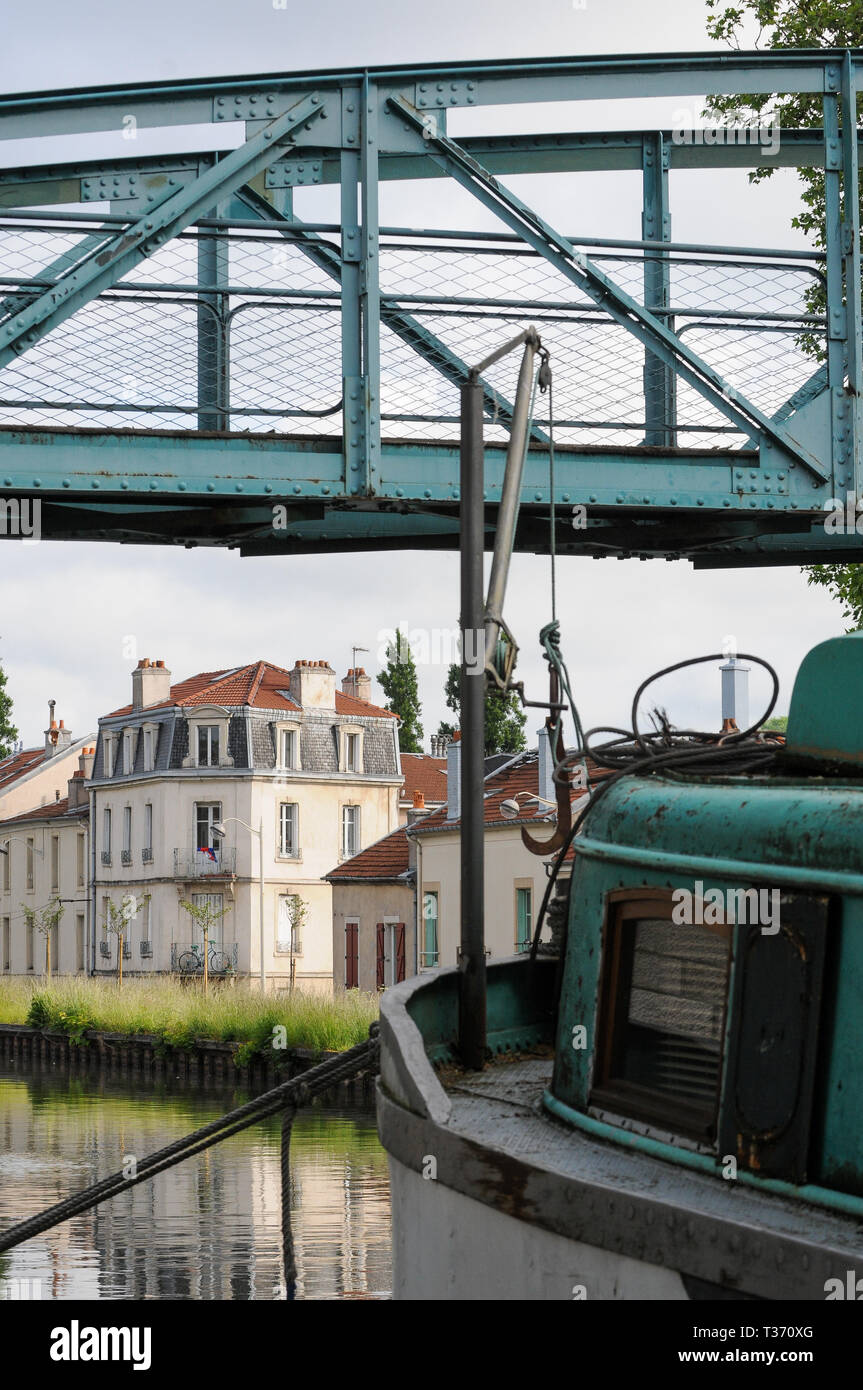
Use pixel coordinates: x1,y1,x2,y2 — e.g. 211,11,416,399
0,1029,380,1259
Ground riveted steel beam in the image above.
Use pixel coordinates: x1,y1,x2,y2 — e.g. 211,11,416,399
0,91,326,372
389,93,831,484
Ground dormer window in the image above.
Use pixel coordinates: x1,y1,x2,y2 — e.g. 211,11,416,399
275,722,301,773
338,725,364,774
198,725,220,767
103,733,118,778
141,723,159,773
122,727,139,775
181,708,234,770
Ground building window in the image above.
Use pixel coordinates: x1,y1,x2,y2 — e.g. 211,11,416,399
2,840,9,893
103,733,117,778
422,891,439,969
346,732,360,772
25,838,34,893
122,727,138,775
195,803,222,852
122,807,132,864
339,726,364,774
279,803,299,857
341,806,360,858
102,808,112,865
76,833,85,889
76,913,85,972
50,835,60,894
277,894,303,954
2,917,10,971
591,891,732,1145
143,803,153,861
516,885,532,953
197,725,220,767
279,727,299,771
191,892,224,949
26,917,33,970
142,725,158,773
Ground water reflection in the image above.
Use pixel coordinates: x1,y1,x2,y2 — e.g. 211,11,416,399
0,1065,391,1300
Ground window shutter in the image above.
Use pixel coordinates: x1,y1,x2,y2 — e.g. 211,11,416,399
376,923,385,989
396,923,406,983
345,922,358,989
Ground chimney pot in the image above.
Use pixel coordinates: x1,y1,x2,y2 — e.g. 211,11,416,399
413,790,425,808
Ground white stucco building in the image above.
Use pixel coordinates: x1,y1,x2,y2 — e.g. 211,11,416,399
88,656,402,990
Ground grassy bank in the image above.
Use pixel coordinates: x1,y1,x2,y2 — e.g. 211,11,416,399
0,977,379,1059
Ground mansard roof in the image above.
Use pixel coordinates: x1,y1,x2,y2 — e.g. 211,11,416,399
106,660,397,720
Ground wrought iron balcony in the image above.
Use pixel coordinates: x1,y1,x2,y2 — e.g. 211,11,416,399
171,942,238,976
120,849,132,865
142,848,153,864
172,847,237,879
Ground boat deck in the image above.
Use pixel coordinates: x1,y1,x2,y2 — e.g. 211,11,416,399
409,1049,863,1298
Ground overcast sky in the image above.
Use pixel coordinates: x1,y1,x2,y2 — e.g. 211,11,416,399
0,0,844,748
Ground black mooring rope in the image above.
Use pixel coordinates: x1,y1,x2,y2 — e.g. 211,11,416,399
0,1027,381,1295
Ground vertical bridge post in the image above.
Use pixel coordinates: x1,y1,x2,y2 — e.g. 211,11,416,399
459,376,487,1070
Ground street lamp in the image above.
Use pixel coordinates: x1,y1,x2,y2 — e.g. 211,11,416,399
499,792,559,820
212,816,265,991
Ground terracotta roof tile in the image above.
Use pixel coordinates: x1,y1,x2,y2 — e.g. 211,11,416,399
409,750,602,835
325,825,410,881
0,747,44,791
0,796,86,829
399,753,447,805
107,662,397,719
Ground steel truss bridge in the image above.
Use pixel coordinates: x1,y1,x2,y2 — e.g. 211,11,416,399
1,50,862,565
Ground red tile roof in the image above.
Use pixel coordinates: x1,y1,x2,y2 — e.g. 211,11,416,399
0,796,86,829
408,750,601,835
325,825,411,882
0,747,44,791
399,753,447,805
107,661,397,720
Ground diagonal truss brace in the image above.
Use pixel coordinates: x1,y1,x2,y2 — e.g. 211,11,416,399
0,92,326,373
389,94,830,483
236,185,546,442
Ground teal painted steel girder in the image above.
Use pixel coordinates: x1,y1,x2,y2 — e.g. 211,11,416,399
0,92,326,371
0,50,860,562
3,131,861,213
0,50,856,142
390,94,831,483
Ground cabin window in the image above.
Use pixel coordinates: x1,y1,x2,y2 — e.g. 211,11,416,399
591,891,731,1144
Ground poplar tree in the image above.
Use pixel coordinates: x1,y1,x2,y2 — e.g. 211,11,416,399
378,631,424,753
0,654,18,759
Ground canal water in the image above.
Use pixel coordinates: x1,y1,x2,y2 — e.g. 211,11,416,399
0,1063,392,1300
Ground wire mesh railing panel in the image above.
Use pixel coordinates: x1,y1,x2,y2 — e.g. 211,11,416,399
0,219,827,450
